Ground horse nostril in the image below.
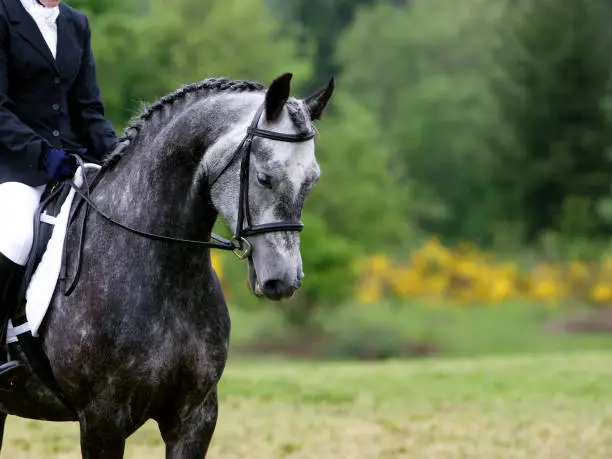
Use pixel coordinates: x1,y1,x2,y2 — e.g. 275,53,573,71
262,279,283,295
261,279,298,300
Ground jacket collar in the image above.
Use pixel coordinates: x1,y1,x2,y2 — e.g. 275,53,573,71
4,0,74,72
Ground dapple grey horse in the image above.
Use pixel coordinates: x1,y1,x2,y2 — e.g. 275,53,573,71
0,72,334,458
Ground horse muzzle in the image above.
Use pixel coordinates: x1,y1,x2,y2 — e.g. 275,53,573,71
259,278,301,301
248,258,301,301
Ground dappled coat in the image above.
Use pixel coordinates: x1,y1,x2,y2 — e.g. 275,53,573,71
0,0,117,186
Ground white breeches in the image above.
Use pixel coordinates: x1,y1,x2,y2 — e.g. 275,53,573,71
0,182,46,266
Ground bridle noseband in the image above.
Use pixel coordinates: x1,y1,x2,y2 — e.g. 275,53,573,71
63,102,317,265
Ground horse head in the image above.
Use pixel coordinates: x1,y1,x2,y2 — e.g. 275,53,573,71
206,73,334,301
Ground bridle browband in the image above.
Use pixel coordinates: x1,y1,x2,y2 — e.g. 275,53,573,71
64,102,317,265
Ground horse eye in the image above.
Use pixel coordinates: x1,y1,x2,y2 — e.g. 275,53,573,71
257,172,272,188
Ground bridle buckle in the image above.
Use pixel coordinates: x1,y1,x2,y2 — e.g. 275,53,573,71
232,237,252,260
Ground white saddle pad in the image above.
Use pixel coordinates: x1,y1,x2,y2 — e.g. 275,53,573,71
6,163,100,342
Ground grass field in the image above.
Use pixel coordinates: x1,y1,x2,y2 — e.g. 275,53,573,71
3,350,612,458
230,301,612,359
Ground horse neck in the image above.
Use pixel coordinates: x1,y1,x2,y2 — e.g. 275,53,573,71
96,91,267,255
101,100,234,241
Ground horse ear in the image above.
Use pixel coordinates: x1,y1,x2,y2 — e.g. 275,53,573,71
304,77,335,121
265,73,293,121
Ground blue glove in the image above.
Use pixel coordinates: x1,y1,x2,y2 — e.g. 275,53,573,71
42,148,77,181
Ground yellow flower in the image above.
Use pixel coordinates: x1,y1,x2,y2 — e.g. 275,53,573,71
530,278,563,302
350,235,612,306
389,267,421,297
425,274,448,297
591,282,612,304
367,254,391,277
419,236,453,265
484,276,513,303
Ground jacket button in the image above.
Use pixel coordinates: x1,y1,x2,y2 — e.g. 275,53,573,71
52,104,60,111
52,130,60,137
53,77,60,84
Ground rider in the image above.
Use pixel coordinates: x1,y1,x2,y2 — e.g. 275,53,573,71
0,0,118,380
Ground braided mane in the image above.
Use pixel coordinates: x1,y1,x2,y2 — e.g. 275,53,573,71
104,78,266,167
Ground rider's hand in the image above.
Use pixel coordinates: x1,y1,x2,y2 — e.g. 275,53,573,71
41,147,78,181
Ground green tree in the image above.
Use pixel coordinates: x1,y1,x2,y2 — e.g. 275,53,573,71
88,0,313,130
136,0,311,104
489,0,612,244
66,0,143,18
88,11,145,129
307,92,417,253
335,0,504,244
268,0,403,92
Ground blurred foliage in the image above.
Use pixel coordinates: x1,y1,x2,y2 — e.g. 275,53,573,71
307,92,417,251
322,323,429,360
265,0,401,93
81,0,312,130
336,0,505,243
488,0,612,244
65,0,612,319
354,236,612,307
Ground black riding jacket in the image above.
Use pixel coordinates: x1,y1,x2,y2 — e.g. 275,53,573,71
0,0,117,186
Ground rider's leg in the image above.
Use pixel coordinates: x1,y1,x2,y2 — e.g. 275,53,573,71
0,182,46,377
0,253,22,375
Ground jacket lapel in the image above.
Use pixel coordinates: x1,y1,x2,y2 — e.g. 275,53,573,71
55,5,79,78
4,0,55,68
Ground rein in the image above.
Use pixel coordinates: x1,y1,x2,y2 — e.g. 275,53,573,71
57,102,316,295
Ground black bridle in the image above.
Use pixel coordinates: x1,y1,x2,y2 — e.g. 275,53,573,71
206,102,317,258
64,102,317,263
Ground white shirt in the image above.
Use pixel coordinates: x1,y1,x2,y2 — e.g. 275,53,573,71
19,0,60,59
